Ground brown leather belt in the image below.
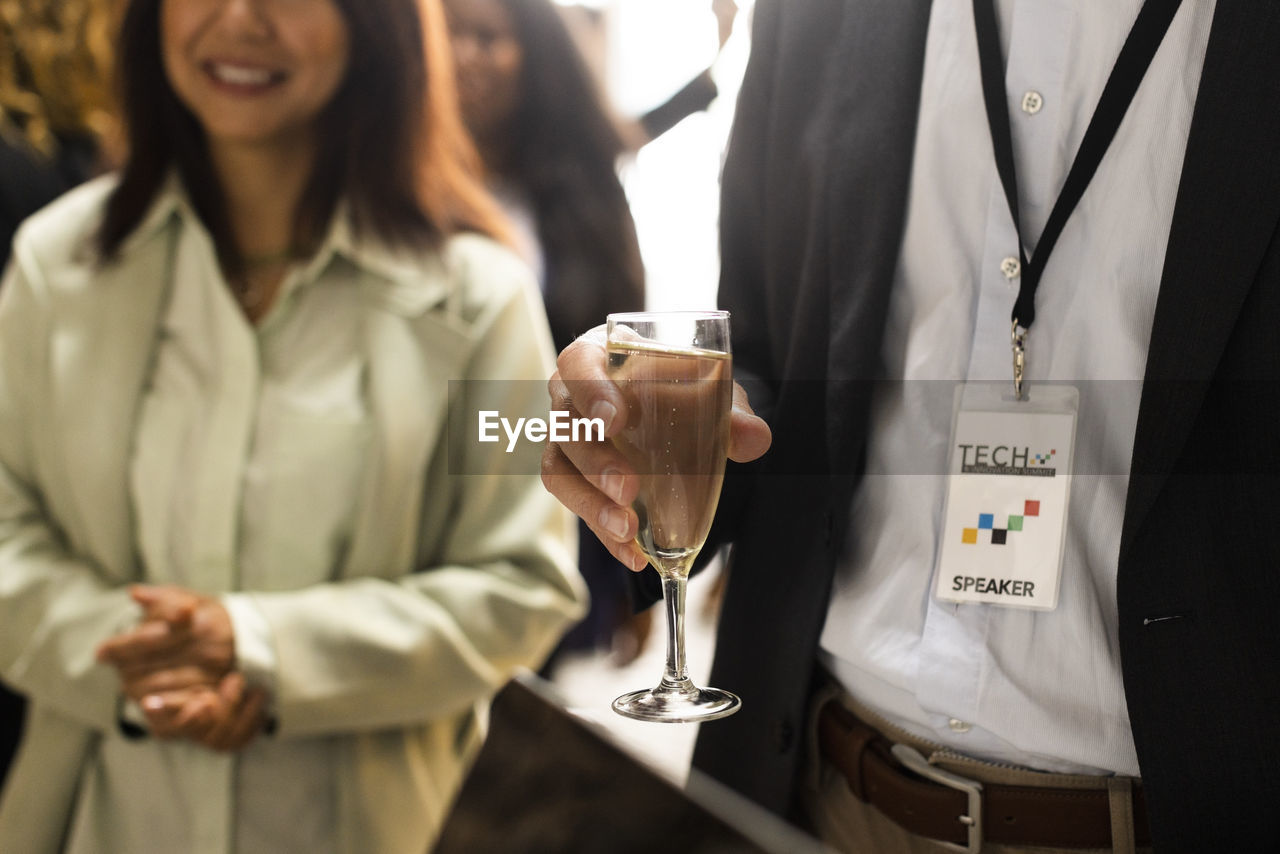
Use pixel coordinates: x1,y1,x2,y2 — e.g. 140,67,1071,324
818,701,1150,851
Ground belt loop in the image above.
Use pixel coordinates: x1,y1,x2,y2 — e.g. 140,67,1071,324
817,701,876,801
1107,776,1136,854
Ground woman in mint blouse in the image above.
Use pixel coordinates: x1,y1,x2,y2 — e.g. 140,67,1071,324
0,0,585,851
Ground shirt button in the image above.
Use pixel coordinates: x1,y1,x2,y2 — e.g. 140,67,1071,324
1000,256,1021,280
1021,90,1043,114
948,718,973,733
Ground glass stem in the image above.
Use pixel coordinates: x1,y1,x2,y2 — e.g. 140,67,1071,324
660,572,691,688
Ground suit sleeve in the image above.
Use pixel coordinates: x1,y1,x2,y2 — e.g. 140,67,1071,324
718,0,782,419
708,0,787,544
0,242,139,733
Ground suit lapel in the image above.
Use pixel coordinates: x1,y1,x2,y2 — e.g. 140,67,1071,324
824,0,935,477
1121,0,1280,558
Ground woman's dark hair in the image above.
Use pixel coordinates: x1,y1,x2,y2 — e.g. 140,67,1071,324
494,0,644,350
98,0,506,278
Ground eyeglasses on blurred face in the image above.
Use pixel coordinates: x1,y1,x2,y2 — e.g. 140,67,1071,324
442,0,523,141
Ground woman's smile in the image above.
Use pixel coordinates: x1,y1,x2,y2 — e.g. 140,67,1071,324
162,0,348,150
200,58,289,94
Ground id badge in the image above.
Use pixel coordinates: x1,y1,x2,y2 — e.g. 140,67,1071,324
934,383,1078,610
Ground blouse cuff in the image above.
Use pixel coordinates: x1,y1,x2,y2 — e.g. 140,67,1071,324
221,593,279,699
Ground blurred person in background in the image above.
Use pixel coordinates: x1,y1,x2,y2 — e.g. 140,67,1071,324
556,0,739,153
444,0,644,355
444,0,647,663
628,0,739,149
0,0,585,851
444,0,736,665
0,0,120,796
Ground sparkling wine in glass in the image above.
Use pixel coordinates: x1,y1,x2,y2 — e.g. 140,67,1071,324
606,311,740,723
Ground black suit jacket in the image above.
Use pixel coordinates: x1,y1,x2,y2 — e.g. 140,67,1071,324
692,1,1280,850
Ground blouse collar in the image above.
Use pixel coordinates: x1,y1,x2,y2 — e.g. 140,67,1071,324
122,173,454,316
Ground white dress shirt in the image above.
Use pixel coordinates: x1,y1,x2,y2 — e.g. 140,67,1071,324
819,0,1215,775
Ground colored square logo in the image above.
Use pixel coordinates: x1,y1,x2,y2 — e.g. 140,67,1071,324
1024,500,1040,517
978,513,994,529
961,528,978,544
991,528,1007,545
1007,515,1023,531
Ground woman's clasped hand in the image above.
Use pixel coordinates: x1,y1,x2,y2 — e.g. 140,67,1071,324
96,586,265,751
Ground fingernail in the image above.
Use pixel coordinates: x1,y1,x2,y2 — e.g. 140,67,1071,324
601,469,625,503
142,695,165,712
598,506,630,540
589,400,617,433
630,551,649,572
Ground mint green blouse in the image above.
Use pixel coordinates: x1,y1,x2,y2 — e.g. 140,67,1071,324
120,197,384,852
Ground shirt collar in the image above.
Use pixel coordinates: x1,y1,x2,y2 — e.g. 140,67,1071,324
123,174,452,316
310,202,451,315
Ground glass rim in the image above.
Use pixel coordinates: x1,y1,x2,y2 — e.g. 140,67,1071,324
606,310,730,323
605,309,731,355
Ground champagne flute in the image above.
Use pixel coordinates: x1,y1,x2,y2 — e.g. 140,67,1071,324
606,311,741,723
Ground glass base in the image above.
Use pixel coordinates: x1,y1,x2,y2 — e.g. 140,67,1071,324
612,680,742,723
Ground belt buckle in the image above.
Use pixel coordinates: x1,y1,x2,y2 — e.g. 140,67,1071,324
890,744,983,854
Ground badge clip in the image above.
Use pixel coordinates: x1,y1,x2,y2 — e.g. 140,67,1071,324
1011,320,1028,401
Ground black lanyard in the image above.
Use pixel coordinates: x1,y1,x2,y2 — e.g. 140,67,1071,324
973,0,1184,338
